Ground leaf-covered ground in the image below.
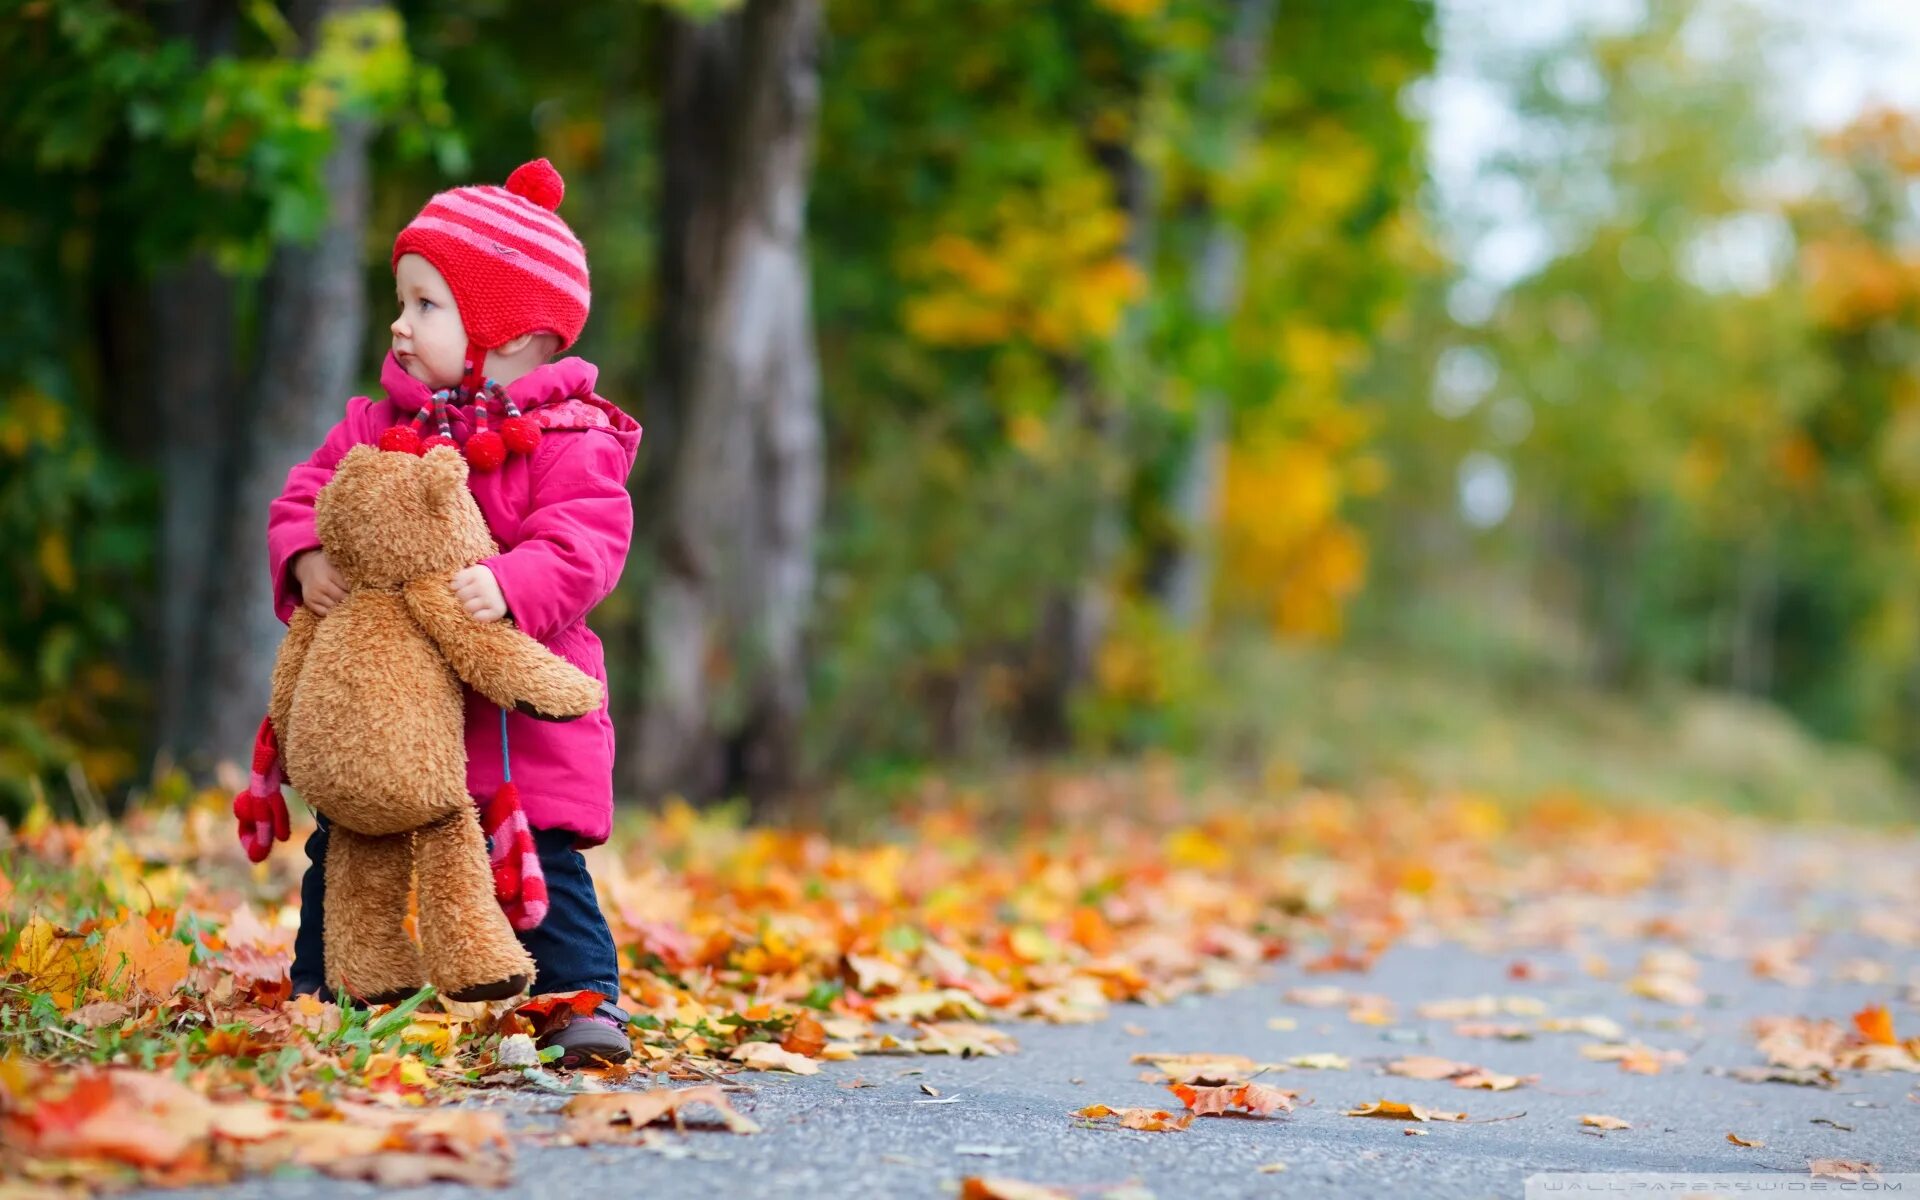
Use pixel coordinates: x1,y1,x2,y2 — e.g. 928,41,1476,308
2,773,1916,1197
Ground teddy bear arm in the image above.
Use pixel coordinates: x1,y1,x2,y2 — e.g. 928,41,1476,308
401,575,605,721
267,606,320,747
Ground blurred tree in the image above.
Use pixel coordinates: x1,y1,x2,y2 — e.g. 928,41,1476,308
0,0,451,808
634,0,825,805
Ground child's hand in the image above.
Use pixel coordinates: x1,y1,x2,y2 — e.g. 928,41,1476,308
451,564,508,622
293,550,348,617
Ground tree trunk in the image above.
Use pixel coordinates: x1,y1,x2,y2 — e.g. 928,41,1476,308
147,0,242,770
152,257,238,766
632,0,824,806
201,0,372,766
1154,0,1275,629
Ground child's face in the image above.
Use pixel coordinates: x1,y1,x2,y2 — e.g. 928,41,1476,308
390,254,468,388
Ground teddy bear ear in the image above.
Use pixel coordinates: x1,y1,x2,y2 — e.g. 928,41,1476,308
337,444,380,473
420,444,470,506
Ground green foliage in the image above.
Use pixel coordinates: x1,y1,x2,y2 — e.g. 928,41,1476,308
0,3,455,815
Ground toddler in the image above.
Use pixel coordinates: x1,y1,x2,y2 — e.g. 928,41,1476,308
267,159,641,1066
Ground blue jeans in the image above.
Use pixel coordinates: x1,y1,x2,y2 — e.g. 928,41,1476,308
289,813,623,1002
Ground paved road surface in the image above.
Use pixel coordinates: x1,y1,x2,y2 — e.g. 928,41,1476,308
185,833,1920,1199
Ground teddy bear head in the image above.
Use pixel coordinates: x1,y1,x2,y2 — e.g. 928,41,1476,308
315,445,499,589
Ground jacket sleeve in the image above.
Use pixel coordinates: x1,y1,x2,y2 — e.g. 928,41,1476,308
482,430,635,643
267,400,376,624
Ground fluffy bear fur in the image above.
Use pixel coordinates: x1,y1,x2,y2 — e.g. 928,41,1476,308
268,445,604,1004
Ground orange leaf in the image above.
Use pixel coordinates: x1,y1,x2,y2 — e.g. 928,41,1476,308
1074,1104,1192,1132
1168,1082,1240,1116
1342,1100,1465,1122
1236,1083,1298,1116
100,918,189,1000
1853,1004,1897,1046
1727,1132,1765,1147
517,989,606,1019
781,1012,827,1058
960,1179,1072,1200
1580,1113,1630,1130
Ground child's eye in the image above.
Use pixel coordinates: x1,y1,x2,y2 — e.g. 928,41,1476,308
418,299,435,312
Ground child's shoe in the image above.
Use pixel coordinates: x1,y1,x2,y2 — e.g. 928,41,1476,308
534,999,632,1068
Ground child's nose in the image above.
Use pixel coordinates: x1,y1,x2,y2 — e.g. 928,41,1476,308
390,315,409,338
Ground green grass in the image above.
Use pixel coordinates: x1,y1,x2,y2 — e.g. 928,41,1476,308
1188,637,1920,827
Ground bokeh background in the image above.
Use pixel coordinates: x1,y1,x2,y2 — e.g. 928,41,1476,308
7,0,1920,823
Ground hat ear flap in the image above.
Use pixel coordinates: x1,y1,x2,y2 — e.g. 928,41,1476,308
420,445,470,507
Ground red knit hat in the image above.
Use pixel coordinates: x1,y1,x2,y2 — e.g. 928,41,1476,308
392,158,591,353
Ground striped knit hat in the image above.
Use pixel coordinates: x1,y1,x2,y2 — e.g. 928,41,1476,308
392,158,590,354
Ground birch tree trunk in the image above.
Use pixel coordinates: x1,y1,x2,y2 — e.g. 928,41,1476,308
633,0,824,806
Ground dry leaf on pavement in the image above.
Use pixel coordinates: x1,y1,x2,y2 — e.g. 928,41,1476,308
1342,1100,1465,1122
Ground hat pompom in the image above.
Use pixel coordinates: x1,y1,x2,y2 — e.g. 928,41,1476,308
505,158,565,212
379,425,424,455
465,429,506,471
500,415,542,454
423,434,460,452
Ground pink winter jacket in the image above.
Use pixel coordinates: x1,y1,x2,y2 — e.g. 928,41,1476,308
266,353,642,844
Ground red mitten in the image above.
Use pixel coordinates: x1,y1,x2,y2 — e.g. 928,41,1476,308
232,717,291,862
481,781,548,930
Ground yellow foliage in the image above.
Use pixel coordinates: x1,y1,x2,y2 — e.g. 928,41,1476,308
37,531,75,593
1094,0,1164,17
8,915,98,1007
1803,234,1913,330
1217,431,1370,641
0,387,68,457
903,168,1144,355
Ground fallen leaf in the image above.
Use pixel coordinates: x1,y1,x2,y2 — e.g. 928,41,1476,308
960,1180,1071,1200
1385,1055,1470,1081
1404,1127,1428,1136
1342,1100,1465,1122
1266,1017,1297,1032
66,1000,132,1028
1853,1004,1897,1046
1580,1114,1630,1131
517,990,606,1020
1131,1052,1271,1083
1454,1022,1533,1041
1255,1162,1288,1173
1728,1066,1837,1088
731,1041,821,1075
1167,1081,1296,1118
1809,1160,1878,1182
562,1086,760,1137
1074,1104,1192,1132
781,1012,827,1058
1453,1070,1532,1091
1811,1117,1853,1131
913,1021,1018,1057
1539,1015,1623,1040
1285,1052,1350,1070
1727,1132,1764,1147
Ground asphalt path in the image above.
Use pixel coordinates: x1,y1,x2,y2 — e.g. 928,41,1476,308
179,831,1920,1199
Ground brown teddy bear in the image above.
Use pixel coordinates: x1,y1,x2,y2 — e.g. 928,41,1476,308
254,444,604,1005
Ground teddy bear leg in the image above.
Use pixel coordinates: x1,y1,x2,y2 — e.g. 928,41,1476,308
414,808,534,1003
323,825,426,1006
